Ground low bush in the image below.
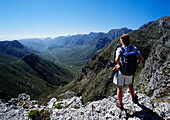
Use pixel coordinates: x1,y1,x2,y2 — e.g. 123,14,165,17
54,103,62,109
28,109,50,120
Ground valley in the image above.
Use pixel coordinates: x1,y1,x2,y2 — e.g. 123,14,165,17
20,27,133,76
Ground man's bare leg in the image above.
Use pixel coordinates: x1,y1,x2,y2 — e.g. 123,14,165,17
117,86,123,104
128,83,136,98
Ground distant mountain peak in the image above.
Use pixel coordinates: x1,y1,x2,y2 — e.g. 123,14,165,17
10,40,24,48
138,21,155,30
43,37,52,41
0,40,31,58
108,27,133,34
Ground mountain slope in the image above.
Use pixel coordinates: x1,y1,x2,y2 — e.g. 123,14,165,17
22,53,74,85
0,53,19,63
52,16,170,103
138,21,154,29
0,53,74,99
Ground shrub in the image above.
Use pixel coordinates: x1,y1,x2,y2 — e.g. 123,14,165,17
73,105,80,109
46,116,50,120
28,109,50,120
23,105,28,109
64,104,69,108
28,110,40,119
54,103,61,109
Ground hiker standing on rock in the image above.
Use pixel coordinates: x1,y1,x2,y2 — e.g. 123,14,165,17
113,34,144,110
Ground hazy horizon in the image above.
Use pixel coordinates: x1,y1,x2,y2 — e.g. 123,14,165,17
0,27,133,41
0,27,130,41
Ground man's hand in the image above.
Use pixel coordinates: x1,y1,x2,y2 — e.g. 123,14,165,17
115,64,120,69
137,54,144,67
112,64,120,72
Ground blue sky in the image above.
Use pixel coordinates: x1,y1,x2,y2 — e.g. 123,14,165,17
0,0,169,40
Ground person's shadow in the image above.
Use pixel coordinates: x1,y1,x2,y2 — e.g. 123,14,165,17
123,100,165,120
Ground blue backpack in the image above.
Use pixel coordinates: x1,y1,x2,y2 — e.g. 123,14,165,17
120,45,137,76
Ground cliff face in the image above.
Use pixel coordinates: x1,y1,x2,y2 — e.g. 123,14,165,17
137,19,170,101
62,16,170,103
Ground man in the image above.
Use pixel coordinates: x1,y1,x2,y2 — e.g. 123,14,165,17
113,34,144,110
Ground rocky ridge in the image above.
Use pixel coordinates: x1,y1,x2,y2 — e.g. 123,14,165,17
0,92,169,120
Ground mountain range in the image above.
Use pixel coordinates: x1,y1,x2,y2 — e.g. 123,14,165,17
19,27,133,76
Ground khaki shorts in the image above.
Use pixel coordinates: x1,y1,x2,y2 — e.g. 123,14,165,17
113,70,133,86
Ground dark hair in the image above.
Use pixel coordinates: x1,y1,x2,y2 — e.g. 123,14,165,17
120,34,130,46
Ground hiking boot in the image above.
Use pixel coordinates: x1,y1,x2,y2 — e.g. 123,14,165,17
116,102,124,110
132,95,138,104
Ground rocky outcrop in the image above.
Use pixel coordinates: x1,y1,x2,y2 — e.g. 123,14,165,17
51,91,169,120
0,93,38,119
0,92,169,120
136,17,170,101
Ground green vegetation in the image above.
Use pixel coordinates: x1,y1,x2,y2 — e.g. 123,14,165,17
23,105,28,109
54,103,61,109
73,105,80,109
64,104,69,108
0,53,19,63
28,109,50,120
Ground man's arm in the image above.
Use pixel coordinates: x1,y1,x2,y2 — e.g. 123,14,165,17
137,54,144,67
115,54,121,69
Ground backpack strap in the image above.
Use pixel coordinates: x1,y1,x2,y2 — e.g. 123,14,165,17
121,45,133,52
130,45,133,52
121,47,125,54
116,70,119,86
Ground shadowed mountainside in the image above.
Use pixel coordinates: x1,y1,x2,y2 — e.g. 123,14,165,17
0,52,74,100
